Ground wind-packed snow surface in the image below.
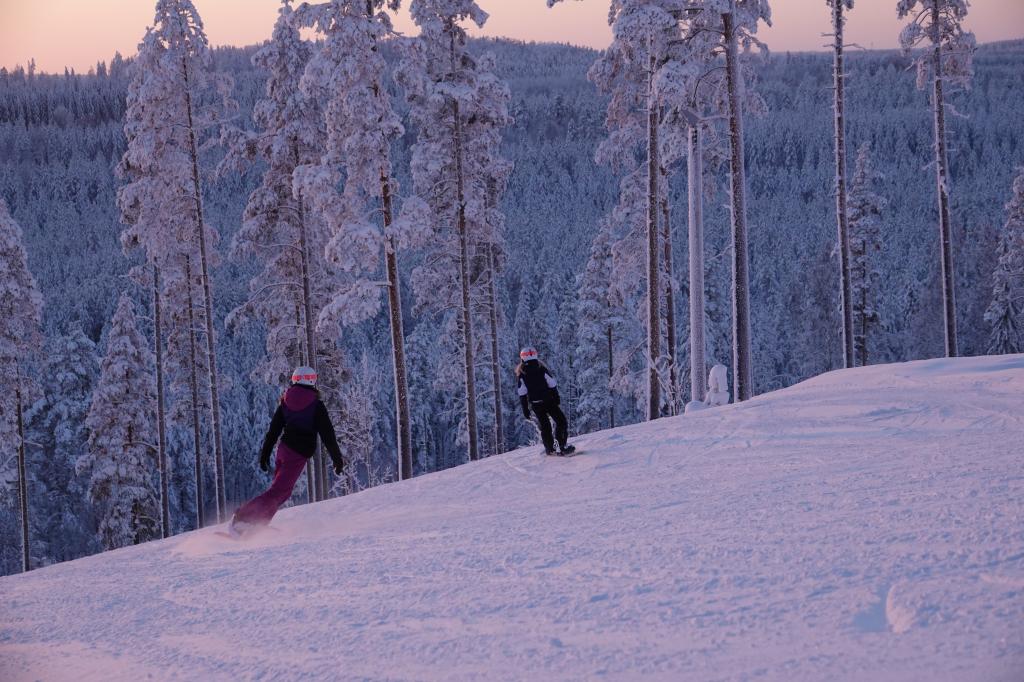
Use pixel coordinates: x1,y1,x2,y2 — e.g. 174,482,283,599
2,355,1023,681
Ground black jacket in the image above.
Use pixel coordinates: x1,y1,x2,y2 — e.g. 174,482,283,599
259,384,344,469
516,360,560,416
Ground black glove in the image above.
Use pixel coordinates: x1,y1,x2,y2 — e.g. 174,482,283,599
259,453,270,472
522,408,531,420
551,388,561,406
333,460,345,476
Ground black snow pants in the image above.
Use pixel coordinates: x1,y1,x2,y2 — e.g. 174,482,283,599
531,401,568,452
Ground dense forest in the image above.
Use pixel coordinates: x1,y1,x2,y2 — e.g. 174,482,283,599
1,12,1021,574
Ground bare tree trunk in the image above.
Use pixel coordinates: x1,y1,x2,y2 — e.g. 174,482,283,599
453,96,480,462
486,244,505,455
295,193,327,502
16,377,29,573
931,4,958,357
366,7,414,481
484,178,505,455
182,59,226,521
833,0,854,369
153,265,169,538
722,10,754,402
606,324,615,428
185,256,206,529
318,441,329,499
381,176,414,480
661,175,678,416
687,124,707,404
859,281,869,367
646,46,662,420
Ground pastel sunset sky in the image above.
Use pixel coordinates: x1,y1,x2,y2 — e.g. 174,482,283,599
1,0,1022,73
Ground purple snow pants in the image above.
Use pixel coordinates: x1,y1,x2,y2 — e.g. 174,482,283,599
232,443,307,526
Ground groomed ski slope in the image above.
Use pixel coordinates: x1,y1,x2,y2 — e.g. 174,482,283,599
2,355,1023,681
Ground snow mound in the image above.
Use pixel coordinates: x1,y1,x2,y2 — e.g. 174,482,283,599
2,355,1023,681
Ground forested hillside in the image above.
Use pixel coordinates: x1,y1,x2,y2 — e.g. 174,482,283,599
1,37,1021,574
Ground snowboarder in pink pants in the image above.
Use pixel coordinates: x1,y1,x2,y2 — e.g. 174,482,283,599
228,366,345,537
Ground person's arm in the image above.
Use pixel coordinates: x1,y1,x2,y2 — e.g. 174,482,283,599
259,404,285,471
314,401,345,472
543,366,560,405
517,374,530,418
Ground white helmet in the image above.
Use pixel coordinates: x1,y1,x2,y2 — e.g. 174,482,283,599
519,347,538,362
290,366,317,387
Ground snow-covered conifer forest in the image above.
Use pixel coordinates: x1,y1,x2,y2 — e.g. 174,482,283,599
1,0,1022,578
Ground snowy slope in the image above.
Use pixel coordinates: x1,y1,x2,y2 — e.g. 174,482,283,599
2,355,1023,681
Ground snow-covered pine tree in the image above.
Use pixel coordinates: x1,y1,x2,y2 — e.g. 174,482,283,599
601,170,655,414
0,199,44,573
653,11,726,406
24,327,99,565
80,294,160,551
829,0,855,369
846,144,886,366
397,0,495,463
295,0,430,481
330,352,377,495
116,30,181,527
118,0,235,521
984,168,1024,355
157,0,230,518
221,0,337,501
589,0,682,420
162,254,211,526
680,0,770,402
119,36,208,529
462,51,513,455
897,0,975,358
576,219,626,433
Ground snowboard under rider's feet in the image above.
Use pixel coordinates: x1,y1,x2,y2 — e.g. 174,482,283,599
226,515,249,539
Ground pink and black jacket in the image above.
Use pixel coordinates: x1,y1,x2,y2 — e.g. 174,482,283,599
259,384,344,470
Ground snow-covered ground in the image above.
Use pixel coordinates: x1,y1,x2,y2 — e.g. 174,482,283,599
2,355,1023,681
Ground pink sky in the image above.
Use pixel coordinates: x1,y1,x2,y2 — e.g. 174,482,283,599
1,0,1022,73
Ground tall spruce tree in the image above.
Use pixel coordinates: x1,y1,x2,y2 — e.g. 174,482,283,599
576,220,626,433
0,199,44,573
588,1,682,420
653,10,729,405
984,169,1024,355
222,0,338,500
24,327,99,565
397,0,494,463
847,144,886,366
119,29,207,530
295,0,431,481
465,52,513,456
715,0,770,402
898,0,975,357
80,295,160,551
119,0,234,522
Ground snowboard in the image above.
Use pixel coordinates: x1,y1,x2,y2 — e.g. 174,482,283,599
214,524,279,541
543,446,580,457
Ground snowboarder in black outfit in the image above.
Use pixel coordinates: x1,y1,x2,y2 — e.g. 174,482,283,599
516,347,575,455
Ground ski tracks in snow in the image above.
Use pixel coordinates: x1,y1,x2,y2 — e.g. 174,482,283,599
2,355,1023,680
